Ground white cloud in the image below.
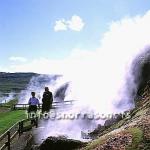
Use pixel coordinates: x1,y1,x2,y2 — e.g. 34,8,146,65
54,15,85,32
9,56,27,63
67,15,85,31
54,19,67,31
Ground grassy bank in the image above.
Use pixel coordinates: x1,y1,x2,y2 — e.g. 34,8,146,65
0,109,26,134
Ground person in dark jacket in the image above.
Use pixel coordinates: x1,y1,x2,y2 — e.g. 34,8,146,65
42,87,53,113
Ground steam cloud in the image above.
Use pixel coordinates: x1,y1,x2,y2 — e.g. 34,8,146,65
16,10,150,141
0,92,15,103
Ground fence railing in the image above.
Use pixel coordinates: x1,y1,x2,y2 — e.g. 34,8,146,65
0,118,38,150
0,103,10,108
13,100,75,110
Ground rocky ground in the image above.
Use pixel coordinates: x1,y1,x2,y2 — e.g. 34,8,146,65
80,86,150,150
94,132,132,150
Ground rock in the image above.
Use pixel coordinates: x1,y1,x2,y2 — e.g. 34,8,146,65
95,132,132,150
39,136,86,150
104,114,123,127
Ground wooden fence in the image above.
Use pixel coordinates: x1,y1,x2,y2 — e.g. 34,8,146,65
13,100,75,110
0,118,38,150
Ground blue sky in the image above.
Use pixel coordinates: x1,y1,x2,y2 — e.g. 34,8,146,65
0,0,150,71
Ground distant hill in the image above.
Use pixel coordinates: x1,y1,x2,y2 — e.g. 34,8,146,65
0,72,39,93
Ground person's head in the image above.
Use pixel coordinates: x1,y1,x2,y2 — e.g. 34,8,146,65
31,92,35,97
45,87,49,92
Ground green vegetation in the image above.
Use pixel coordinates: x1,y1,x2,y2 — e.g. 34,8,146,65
2,99,18,109
0,72,39,135
81,135,111,150
6,98,18,106
0,72,38,93
126,127,143,150
0,109,26,134
0,100,26,135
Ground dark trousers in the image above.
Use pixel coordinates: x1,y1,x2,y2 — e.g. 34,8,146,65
42,103,52,113
28,105,37,113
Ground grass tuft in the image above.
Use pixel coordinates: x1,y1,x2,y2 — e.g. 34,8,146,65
126,127,143,150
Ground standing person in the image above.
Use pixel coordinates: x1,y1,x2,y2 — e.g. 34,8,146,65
28,92,40,126
42,87,53,113
28,92,40,113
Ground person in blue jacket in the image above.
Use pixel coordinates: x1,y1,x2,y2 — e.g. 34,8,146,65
28,92,40,113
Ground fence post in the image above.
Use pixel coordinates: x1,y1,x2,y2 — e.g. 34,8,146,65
13,104,16,110
7,131,10,150
35,117,38,128
18,122,21,136
18,121,23,136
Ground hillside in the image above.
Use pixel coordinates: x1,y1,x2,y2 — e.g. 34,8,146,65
0,72,39,93
80,85,150,150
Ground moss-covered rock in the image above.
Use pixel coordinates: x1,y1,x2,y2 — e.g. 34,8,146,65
39,136,86,150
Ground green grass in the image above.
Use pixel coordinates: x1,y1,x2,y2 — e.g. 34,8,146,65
81,135,111,150
0,109,26,134
126,127,143,150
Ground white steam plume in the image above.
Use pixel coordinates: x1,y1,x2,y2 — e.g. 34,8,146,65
18,75,67,104
15,10,150,140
